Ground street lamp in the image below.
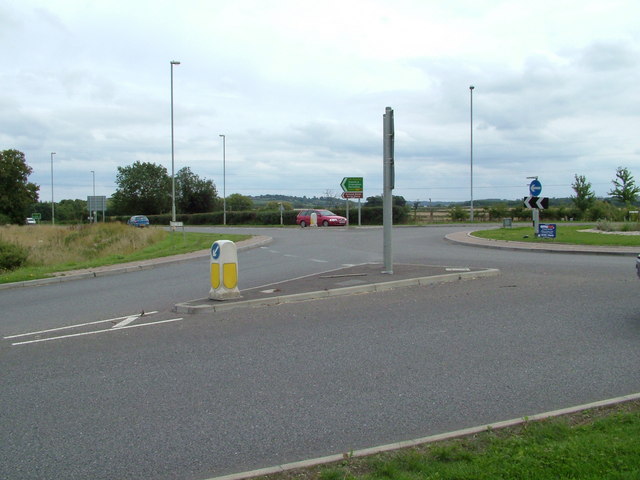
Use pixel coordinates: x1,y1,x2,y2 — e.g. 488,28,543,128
219,134,226,225
469,85,475,222
50,152,56,225
91,170,96,223
170,60,180,223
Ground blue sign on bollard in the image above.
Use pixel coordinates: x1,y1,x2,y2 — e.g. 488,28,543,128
211,242,221,260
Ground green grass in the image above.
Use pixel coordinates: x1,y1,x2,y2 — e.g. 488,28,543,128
268,401,640,480
472,224,640,247
0,229,250,284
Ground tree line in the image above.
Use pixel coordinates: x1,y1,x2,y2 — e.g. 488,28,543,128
1,148,638,224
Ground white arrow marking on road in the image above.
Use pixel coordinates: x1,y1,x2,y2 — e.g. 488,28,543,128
10,317,183,346
3,312,159,339
112,315,140,329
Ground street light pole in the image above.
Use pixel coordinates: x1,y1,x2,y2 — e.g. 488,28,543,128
170,60,180,223
469,85,475,223
50,152,56,225
219,134,226,225
91,170,96,223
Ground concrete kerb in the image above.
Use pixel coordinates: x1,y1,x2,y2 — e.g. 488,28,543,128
204,391,640,480
173,268,500,314
445,230,639,256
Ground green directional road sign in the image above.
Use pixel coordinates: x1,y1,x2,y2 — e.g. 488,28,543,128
340,177,363,192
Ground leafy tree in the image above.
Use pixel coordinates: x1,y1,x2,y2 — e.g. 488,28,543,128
365,195,407,208
609,167,640,206
57,199,89,222
586,200,624,222
365,196,383,207
393,196,407,208
0,149,39,223
175,167,217,214
226,193,253,211
111,161,171,215
571,174,596,218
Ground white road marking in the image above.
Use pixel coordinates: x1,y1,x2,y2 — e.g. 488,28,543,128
3,311,159,339
446,268,471,272
11,318,183,346
112,315,139,329
310,259,329,263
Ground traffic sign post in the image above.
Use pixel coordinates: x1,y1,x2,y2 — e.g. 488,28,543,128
523,195,549,236
340,177,363,193
529,179,542,196
340,177,364,226
341,191,363,199
87,195,107,223
538,223,557,239
523,196,549,209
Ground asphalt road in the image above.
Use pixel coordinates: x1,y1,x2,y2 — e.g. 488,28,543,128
1,225,639,479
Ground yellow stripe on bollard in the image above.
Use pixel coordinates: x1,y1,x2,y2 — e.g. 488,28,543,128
211,263,220,289
223,263,238,289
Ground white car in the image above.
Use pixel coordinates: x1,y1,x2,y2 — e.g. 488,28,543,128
25,217,36,225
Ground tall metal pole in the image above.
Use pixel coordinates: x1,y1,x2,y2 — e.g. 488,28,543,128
91,170,96,223
50,152,56,225
170,60,180,223
469,85,475,222
219,134,226,225
383,107,394,274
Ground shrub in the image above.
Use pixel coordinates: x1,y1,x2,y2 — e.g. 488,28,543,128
0,239,29,271
450,205,469,221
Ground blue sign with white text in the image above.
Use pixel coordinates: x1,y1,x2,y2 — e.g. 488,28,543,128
538,223,557,239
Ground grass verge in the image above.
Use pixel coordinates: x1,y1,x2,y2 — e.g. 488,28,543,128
259,400,640,480
472,224,640,247
0,224,250,284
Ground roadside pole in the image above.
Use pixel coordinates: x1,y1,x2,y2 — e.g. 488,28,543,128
346,198,349,226
383,107,394,274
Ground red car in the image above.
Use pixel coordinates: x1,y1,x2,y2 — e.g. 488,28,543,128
296,209,347,227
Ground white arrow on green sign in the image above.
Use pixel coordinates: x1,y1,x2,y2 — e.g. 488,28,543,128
340,177,363,192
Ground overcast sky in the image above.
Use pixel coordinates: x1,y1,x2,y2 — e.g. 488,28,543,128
2,0,639,204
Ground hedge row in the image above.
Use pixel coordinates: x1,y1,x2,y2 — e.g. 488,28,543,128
111,207,409,226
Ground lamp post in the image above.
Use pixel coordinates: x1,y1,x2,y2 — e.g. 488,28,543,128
170,60,180,223
50,152,56,225
469,85,475,223
219,134,226,225
91,170,96,223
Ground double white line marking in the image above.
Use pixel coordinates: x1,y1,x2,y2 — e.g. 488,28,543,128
4,311,183,346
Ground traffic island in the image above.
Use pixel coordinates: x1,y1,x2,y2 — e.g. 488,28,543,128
173,263,500,314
